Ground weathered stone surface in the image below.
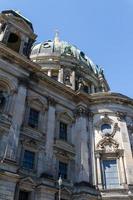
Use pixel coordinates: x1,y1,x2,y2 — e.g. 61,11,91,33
0,9,133,200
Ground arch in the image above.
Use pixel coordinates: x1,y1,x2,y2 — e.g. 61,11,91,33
0,76,17,113
7,32,21,52
57,111,74,123
0,75,17,92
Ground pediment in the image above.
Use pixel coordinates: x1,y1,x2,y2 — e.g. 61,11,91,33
57,111,74,123
97,137,119,153
61,186,72,194
20,177,35,185
27,96,47,110
22,138,38,149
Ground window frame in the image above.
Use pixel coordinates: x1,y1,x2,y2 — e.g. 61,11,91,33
21,149,36,171
28,107,40,129
58,161,68,180
101,158,120,189
18,190,30,200
59,121,68,141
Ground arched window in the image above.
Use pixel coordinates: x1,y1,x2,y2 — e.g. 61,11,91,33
83,85,88,93
7,32,21,52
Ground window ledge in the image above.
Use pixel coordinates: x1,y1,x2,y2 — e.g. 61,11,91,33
21,125,45,140
54,139,75,155
101,187,127,193
18,167,37,176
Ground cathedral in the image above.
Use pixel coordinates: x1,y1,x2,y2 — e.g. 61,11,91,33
0,9,133,200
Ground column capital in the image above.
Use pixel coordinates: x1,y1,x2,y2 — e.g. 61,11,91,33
88,111,94,121
74,105,93,118
116,111,126,121
18,77,29,87
95,152,101,158
74,105,88,117
47,96,56,107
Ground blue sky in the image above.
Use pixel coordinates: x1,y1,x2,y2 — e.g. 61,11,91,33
1,0,133,97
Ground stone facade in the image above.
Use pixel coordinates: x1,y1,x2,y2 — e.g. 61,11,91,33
0,9,133,200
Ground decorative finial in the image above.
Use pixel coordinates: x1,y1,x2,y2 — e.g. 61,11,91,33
54,29,60,44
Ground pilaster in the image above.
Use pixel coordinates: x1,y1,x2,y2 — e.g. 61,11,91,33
95,153,102,189
6,79,27,161
58,68,63,83
116,111,133,185
45,96,56,175
74,105,90,183
91,84,95,93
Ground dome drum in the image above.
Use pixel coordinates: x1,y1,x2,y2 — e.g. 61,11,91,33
30,39,109,93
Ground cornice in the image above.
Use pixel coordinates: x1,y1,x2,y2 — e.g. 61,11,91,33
76,91,133,106
0,43,81,102
1,43,133,107
0,42,40,72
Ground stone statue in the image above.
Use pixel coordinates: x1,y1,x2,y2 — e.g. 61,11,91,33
64,46,73,56
78,77,84,90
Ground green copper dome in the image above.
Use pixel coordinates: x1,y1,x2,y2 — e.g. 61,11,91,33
30,35,103,76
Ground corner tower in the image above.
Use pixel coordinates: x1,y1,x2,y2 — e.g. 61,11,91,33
0,10,36,57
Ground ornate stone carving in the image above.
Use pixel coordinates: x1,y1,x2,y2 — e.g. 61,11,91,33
95,114,112,129
78,77,84,91
127,122,133,131
21,138,39,149
116,111,126,121
95,113,120,138
74,105,88,117
112,123,120,136
56,111,74,123
47,96,56,106
63,45,73,56
88,111,94,122
97,137,119,153
64,72,72,86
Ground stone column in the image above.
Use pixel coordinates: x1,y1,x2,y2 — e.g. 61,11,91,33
19,34,26,55
91,84,95,93
45,96,56,175
58,68,63,83
88,112,96,185
6,79,27,160
119,155,126,185
116,112,133,184
48,69,52,77
96,153,102,189
70,71,75,90
74,104,90,183
1,24,11,44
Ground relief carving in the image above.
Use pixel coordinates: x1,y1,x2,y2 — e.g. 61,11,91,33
116,111,126,121
97,137,119,153
74,105,88,117
47,96,56,106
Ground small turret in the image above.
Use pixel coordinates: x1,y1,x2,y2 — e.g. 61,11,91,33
0,10,37,57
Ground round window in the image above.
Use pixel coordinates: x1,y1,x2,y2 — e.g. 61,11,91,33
101,124,112,136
